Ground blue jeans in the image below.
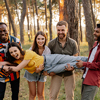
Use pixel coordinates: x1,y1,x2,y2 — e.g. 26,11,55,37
0,78,20,100
44,54,88,73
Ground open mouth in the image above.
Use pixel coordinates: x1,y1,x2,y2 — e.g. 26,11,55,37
14,54,19,59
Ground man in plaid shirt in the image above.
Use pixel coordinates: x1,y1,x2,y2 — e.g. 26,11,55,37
0,22,21,100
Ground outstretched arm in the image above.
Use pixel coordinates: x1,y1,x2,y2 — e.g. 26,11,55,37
0,61,12,66
2,60,30,72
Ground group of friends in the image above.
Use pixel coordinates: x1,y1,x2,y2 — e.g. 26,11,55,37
0,21,100,100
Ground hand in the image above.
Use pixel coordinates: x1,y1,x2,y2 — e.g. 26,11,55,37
7,67,13,74
76,60,83,68
39,64,44,71
36,64,44,73
49,72,56,76
3,66,10,72
43,71,49,76
65,64,74,71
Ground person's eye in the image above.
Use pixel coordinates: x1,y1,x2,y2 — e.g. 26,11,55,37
3,30,6,32
10,52,13,54
14,50,17,52
42,38,45,40
37,38,40,40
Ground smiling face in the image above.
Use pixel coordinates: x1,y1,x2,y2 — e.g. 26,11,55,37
0,24,9,43
57,25,67,40
36,34,46,47
9,47,21,60
93,28,100,42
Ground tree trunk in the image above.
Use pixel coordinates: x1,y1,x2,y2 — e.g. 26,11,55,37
27,10,31,42
4,0,17,37
49,0,52,40
35,0,39,31
32,0,36,35
82,0,94,51
65,0,79,43
14,0,20,22
59,0,64,21
90,0,96,28
8,15,11,35
44,0,48,39
79,2,82,42
45,0,47,30
20,0,27,44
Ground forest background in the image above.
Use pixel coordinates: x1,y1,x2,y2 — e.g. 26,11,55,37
0,0,100,99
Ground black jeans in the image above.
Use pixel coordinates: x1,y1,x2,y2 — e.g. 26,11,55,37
0,78,20,100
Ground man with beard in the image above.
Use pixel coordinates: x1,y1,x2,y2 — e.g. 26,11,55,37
0,22,21,100
48,21,78,100
76,24,100,100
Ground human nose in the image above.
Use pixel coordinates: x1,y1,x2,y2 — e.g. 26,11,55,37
11,52,15,56
59,30,62,33
93,31,96,35
39,39,43,42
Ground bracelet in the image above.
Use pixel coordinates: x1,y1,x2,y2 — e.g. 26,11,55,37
1,65,4,70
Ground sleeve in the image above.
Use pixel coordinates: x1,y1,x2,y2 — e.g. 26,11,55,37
29,46,32,50
73,41,78,55
48,41,54,54
48,41,52,51
15,37,22,47
83,61,100,70
42,46,51,55
24,50,34,60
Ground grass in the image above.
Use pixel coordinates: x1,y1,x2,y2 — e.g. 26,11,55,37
3,42,100,100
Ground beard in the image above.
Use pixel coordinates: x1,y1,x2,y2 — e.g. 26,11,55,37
94,34,100,42
58,33,66,39
97,36,100,42
0,36,8,42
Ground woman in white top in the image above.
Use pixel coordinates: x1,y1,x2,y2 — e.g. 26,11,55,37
24,31,51,100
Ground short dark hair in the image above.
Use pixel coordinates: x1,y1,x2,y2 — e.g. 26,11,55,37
56,21,68,28
97,24,100,28
6,42,25,63
0,22,7,26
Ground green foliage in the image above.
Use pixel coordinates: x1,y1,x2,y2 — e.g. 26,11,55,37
79,0,82,3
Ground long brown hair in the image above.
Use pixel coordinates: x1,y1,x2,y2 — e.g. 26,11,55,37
6,42,25,63
32,31,47,54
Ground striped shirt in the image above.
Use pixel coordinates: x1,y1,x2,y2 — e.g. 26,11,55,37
0,35,21,82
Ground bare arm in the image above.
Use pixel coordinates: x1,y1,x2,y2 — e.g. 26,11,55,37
3,60,30,72
0,61,12,66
